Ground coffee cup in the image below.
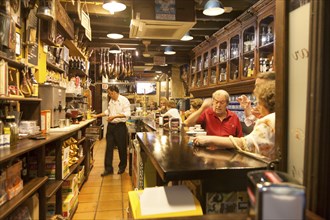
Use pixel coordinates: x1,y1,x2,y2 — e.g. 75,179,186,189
195,124,201,130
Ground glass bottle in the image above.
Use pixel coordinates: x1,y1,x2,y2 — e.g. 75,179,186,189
261,27,267,46
8,115,18,146
266,26,274,43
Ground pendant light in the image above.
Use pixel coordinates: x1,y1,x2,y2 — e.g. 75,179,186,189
103,0,126,14
36,0,54,20
203,0,225,16
164,46,176,55
107,33,124,39
109,44,121,54
181,32,193,41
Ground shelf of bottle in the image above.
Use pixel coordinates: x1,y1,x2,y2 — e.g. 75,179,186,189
0,54,26,69
63,39,86,59
229,56,239,61
243,50,255,56
259,41,274,50
46,61,65,73
219,60,228,65
69,69,88,77
0,96,42,102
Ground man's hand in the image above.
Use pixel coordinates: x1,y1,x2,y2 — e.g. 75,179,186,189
107,116,116,122
92,114,98,118
201,98,213,110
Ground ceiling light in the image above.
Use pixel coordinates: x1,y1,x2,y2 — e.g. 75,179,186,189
164,46,176,55
107,33,124,39
103,1,126,14
109,44,121,54
181,32,193,41
203,0,225,16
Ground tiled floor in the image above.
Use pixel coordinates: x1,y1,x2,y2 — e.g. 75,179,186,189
73,139,133,219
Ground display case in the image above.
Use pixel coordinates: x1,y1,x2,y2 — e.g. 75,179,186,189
218,41,228,83
190,59,196,88
189,0,275,97
242,24,256,78
257,14,274,73
229,34,240,81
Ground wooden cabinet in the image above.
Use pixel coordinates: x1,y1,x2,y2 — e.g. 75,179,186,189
189,0,275,97
0,115,95,219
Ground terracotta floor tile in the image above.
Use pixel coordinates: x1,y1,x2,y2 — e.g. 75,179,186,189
101,185,122,193
98,192,122,201
83,181,102,187
97,200,122,211
78,193,100,203
79,186,101,195
95,210,123,219
76,202,97,213
102,178,122,185
72,212,95,220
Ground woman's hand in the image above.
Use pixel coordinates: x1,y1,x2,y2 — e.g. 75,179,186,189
237,95,251,110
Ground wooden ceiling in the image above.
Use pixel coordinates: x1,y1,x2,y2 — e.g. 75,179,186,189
60,0,259,80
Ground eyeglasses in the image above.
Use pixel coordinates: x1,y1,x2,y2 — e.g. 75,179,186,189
213,98,227,105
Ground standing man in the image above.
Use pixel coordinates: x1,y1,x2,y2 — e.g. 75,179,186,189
93,85,131,176
184,90,243,137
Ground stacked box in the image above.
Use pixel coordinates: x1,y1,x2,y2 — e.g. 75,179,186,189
62,193,78,218
85,126,101,140
76,166,85,186
62,174,78,195
6,161,23,200
46,195,56,217
45,156,69,180
0,171,7,206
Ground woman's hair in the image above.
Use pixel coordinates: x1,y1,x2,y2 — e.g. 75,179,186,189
160,97,169,106
168,100,177,108
254,81,276,113
257,71,276,81
212,90,230,103
190,98,203,109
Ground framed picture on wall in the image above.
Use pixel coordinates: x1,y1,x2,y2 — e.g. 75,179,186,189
155,0,176,20
10,0,21,27
15,32,20,55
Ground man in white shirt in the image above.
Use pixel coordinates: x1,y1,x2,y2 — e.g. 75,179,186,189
93,85,131,176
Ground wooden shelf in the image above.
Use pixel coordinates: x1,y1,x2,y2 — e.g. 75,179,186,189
67,156,85,179
259,41,274,50
243,50,255,56
77,137,86,145
0,54,26,69
46,180,63,198
69,69,87,77
46,61,65,73
0,96,42,102
0,177,48,219
63,39,86,59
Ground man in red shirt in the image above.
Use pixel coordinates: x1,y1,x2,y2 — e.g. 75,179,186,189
184,90,243,137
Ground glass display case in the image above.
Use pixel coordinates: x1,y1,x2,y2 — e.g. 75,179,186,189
211,47,218,66
242,25,256,78
229,34,240,81
190,59,196,88
258,15,274,73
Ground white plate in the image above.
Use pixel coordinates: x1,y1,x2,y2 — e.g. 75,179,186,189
194,129,204,132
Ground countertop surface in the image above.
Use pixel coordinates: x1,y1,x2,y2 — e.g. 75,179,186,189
136,129,268,182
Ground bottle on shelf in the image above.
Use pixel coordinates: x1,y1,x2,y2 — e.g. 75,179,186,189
220,68,226,82
269,56,274,71
248,58,254,77
266,26,274,43
261,27,267,46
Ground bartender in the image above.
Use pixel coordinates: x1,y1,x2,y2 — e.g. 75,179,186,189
93,85,131,176
184,89,243,137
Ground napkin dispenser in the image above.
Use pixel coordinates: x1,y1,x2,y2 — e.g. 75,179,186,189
247,170,305,220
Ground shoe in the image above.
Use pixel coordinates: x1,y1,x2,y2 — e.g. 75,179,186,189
101,170,113,177
117,169,125,174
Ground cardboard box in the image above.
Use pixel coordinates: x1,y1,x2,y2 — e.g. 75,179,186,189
62,193,78,218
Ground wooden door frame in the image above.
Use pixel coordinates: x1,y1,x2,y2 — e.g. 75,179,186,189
304,0,330,217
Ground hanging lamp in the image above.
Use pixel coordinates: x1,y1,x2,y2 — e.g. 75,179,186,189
164,46,176,55
109,44,121,54
181,32,193,41
203,0,225,16
103,0,126,14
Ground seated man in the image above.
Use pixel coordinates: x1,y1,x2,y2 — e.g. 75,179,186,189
184,90,243,137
